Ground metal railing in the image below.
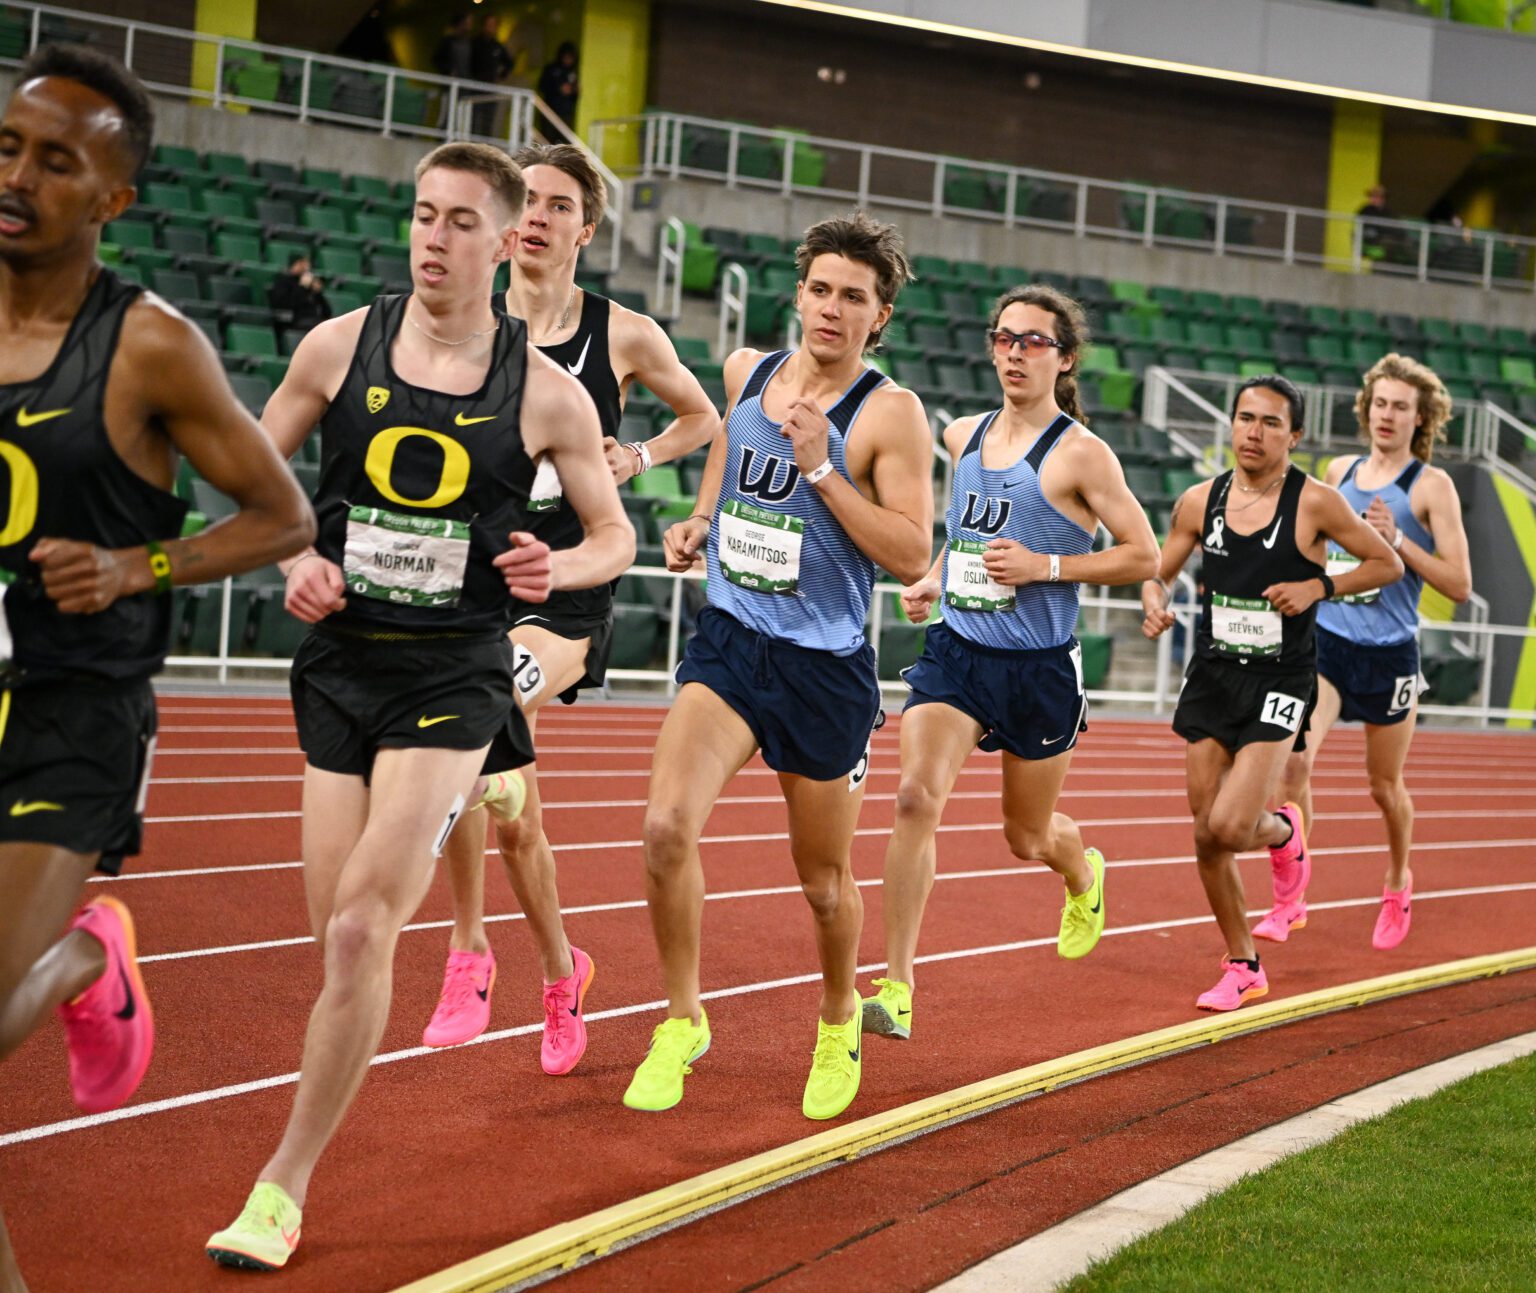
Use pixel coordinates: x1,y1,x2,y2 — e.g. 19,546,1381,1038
589,109,1536,293
0,1,624,271
717,261,749,359
655,217,686,323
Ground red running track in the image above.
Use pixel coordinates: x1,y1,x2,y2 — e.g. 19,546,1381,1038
2,696,1534,1291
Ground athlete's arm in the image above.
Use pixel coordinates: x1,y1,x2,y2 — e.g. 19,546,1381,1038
606,307,720,484
1265,481,1401,614
31,300,316,614
786,383,934,584
900,417,975,620
515,348,634,593
1389,469,1472,603
1140,481,1207,638
1322,455,1351,488
663,348,758,571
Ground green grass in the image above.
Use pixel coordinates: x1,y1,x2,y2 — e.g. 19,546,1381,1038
1068,1053,1536,1292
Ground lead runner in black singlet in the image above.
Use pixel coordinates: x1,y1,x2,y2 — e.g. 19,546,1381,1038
427,143,718,1078
1142,376,1399,1015
0,47,314,1292
207,143,632,1272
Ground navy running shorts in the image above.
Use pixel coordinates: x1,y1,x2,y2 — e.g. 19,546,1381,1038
1315,626,1421,727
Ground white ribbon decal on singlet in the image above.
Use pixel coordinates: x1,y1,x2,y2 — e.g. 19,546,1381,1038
944,540,1015,613
0,574,12,667
717,499,803,594
1205,515,1226,551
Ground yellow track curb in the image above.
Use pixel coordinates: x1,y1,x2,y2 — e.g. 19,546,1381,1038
395,946,1536,1293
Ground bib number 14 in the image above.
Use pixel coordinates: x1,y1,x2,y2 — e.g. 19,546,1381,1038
1261,690,1305,733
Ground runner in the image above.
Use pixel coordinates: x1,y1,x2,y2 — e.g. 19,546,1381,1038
1141,375,1401,1011
862,285,1159,1043
0,45,314,1291
623,212,934,1120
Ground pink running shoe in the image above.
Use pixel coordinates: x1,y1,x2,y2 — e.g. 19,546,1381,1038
56,897,155,1114
1372,879,1412,951
1253,900,1308,943
541,946,595,1076
1196,957,1269,1012
1268,802,1311,907
422,949,496,1048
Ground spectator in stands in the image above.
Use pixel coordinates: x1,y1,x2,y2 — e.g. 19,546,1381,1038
433,13,474,81
1357,184,1401,261
537,40,579,136
470,14,514,136
268,255,331,332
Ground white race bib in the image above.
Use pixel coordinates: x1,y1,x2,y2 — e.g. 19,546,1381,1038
717,499,803,594
944,540,1015,612
1211,593,1282,659
343,505,470,608
1389,673,1422,715
511,642,547,706
1261,690,1306,733
0,575,12,668
528,456,562,514
1326,549,1379,605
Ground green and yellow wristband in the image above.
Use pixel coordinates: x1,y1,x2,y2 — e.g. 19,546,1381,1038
145,540,173,595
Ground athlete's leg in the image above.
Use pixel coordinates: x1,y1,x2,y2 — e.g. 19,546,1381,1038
879,704,981,987
781,768,868,1025
999,747,1091,893
1364,705,1417,891
1279,677,1343,833
257,744,486,1206
297,766,371,951
641,683,757,1023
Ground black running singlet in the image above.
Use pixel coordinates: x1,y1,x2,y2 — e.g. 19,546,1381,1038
1195,466,1325,671
0,268,188,683
314,294,533,635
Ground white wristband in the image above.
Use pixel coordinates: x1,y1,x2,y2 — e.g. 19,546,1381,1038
626,441,652,475
1391,528,1405,552
804,459,836,485
1048,554,1061,583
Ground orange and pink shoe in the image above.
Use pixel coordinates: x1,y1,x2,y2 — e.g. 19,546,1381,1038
541,946,595,1076
1196,957,1269,1012
422,949,496,1048
1254,899,1308,943
1268,802,1311,907
1372,878,1412,950
56,896,154,1114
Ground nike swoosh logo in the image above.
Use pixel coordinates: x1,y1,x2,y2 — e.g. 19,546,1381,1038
1090,891,1103,916
416,714,460,728
1041,734,1064,745
848,1047,861,1063
113,965,136,1021
9,800,64,816
15,406,70,427
566,335,590,376
1261,517,1284,549
568,1002,580,1017
476,981,490,1002
897,1008,911,1019
455,413,496,426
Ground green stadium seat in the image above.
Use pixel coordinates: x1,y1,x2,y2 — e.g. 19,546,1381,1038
1499,356,1536,388
301,206,350,235
352,210,399,242
229,60,282,103
141,182,194,212
151,268,202,301
315,246,363,277
266,239,311,268
226,322,279,357
106,219,157,250
202,151,248,177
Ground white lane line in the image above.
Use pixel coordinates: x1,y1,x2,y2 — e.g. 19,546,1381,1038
7,883,1532,1149
936,1031,1536,1293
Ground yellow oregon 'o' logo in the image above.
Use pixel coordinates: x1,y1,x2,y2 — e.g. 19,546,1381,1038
0,440,40,547
364,426,471,509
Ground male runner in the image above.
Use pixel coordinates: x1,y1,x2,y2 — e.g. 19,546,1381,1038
1275,355,1470,949
862,284,1159,1043
624,212,934,1121
206,143,632,1270
0,45,314,1291
1142,376,1400,1011
425,143,718,1076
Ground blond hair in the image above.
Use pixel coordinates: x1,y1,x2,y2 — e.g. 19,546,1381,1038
512,142,607,228
1354,353,1453,464
413,142,525,223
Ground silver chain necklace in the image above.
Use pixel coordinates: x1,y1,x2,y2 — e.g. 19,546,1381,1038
406,306,499,348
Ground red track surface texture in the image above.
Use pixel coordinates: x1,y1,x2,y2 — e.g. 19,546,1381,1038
2,698,1534,1292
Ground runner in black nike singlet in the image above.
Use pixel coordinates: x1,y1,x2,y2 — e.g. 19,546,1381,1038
0,46,314,1292
1142,375,1399,1014
427,143,718,1078
208,143,632,1272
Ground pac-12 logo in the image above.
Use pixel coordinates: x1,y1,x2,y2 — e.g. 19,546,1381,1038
960,492,1012,536
736,447,800,503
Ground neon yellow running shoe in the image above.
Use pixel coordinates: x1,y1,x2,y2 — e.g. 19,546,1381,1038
206,1182,303,1271
622,1010,710,1112
802,1013,862,1121
861,977,912,1040
1057,847,1106,960
476,769,527,824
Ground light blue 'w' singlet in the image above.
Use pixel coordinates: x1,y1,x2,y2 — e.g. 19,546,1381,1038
941,411,1095,651
706,350,887,654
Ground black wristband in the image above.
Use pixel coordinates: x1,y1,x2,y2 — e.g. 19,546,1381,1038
1317,572,1335,600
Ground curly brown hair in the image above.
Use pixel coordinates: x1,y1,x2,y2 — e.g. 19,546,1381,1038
988,284,1092,426
794,211,913,351
1354,353,1453,464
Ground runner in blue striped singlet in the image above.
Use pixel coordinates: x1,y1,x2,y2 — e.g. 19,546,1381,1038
1142,376,1401,1013
624,213,935,1123
861,286,1159,1046
1277,355,1470,952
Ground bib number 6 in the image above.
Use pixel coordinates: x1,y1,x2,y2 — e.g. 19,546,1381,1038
1389,673,1418,716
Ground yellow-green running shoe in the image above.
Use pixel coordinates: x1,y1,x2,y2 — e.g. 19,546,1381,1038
206,1182,303,1270
622,1010,710,1112
802,1013,862,1121
476,769,527,824
861,977,912,1040
1057,847,1106,960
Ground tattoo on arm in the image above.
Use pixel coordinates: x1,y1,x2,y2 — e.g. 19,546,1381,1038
1170,495,1183,531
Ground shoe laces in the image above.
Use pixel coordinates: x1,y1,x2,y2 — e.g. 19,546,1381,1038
542,978,571,1043
810,1024,853,1078
235,1186,287,1233
642,1017,699,1072
435,956,483,1017
1061,890,1093,934
58,990,113,1060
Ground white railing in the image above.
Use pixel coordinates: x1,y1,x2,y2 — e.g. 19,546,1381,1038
0,1,624,271
588,110,1536,294
655,217,685,323
717,261,749,360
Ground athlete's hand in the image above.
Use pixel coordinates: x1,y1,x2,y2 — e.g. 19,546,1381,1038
603,436,637,486
981,537,1045,586
1264,579,1323,616
781,398,831,476
900,576,941,624
29,538,132,613
1141,580,1175,639
284,553,346,623
663,515,709,572
496,532,553,602
1364,497,1398,546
